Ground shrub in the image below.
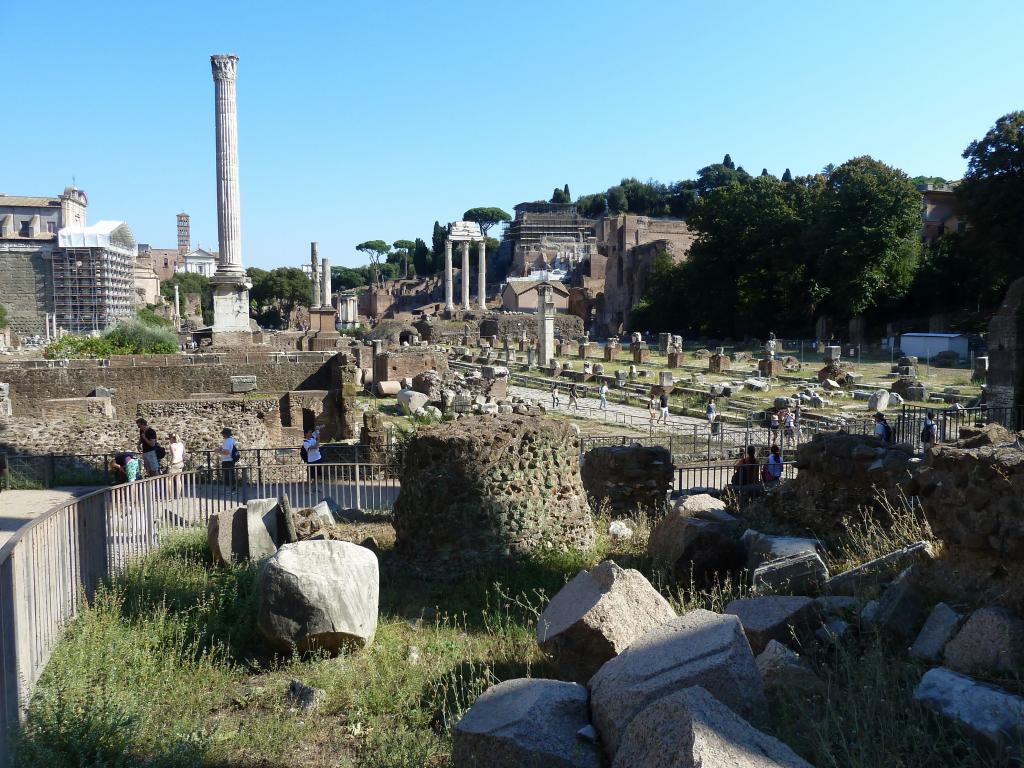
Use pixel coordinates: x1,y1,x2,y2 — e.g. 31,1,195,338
44,320,179,359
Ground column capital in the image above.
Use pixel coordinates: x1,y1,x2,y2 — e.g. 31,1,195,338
211,54,239,81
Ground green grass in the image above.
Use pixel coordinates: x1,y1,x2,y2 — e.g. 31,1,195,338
17,509,990,768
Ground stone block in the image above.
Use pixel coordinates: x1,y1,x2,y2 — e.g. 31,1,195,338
873,567,926,641
944,607,1024,677
867,389,890,411
756,640,825,701
207,506,248,565
914,667,1024,760
741,530,820,572
825,541,934,596
453,678,602,768
588,609,766,757
246,497,282,560
397,389,429,414
909,602,962,662
612,686,812,768
375,380,401,396
752,552,829,596
647,496,742,583
537,560,676,683
257,540,379,653
724,596,818,654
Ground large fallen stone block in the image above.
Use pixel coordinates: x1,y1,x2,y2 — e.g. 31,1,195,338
909,602,962,662
589,609,766,757
724,597,818,655
207,506,248,565
944,606,1024,676
246,497,282,560
453,678,602,768
613,685,813,768
537,560,676,683
257,540,379,653
752,552,829,595
825,541,934,596
872,567,926,641
741,530,820,572
648,496,741,583
756,640,825,701
913,667,1024,759
397,388,430,414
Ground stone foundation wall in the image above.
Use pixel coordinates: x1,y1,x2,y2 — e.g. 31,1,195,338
480,313,584,342
581,445,673,516
0,242,54,335
0,352,338,417
372,349,449,384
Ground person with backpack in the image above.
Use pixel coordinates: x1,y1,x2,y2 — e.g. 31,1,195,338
599,382,609,410
220,427,239,488
921,411,938,453
302,427,323,481
568,383,579,410
783,409,796,446
136,418,163,476
874,412,895,445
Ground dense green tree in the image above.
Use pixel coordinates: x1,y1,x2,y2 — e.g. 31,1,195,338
160,272,212,324
391,239,415,278
781,168,793,183
576,193,607,218
667,179,699,218
694,162,751,198
431,221,447,263
357,240,391,288
332,266,367,291
618,178,670,216
249,267,311,326
463,207,512,237
722,153,735,170
761,168,769,176
550,186,570,204
606,185,628,213
563,183,571,201
955,111,1024,303
412,238,432,276
810,156,921,317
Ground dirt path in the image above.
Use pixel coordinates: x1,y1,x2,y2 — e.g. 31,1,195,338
0,487,99,546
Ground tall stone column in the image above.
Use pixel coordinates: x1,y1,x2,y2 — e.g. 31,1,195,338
461,241,471,311
477,239,487,311
209,53,251,340
444,239,454,313
310,242,321,309
321,257,331,308
537,283,556,367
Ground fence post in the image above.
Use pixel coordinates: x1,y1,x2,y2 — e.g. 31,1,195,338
354,463,362,510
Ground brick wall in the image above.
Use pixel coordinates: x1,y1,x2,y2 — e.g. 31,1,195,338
0,241,54,334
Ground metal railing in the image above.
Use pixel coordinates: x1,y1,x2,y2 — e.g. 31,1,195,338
675,460,798,493
0,461,398,763
894,404,1024,451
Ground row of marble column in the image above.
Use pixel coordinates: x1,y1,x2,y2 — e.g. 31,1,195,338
443,239,486,312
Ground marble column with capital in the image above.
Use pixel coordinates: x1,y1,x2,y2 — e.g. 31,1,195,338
444,239,454,312
477,240,487,311
209,53,251,339
461,241,471,311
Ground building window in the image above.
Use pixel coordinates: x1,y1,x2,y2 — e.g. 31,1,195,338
19,220,30,237
47,222,56,234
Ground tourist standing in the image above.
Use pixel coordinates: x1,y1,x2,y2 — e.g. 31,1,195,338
706,399,717,434
568,383,579,410
551,384,560,409
220,427,238,488
599,382,609,410
874,412,894,444
732,445,758,486
769,411,780,444
168,433,185,495
765,444,783,482
921,411,938,453
136,418,161,476
659,391,670,424
302,427,323,482
783,409,796,447
648,395,658,425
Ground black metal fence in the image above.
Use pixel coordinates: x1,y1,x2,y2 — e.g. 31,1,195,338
894,404,1024,451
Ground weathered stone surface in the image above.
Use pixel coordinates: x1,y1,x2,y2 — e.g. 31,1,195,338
913,667,1024,759
756,640,825,700
944,606,1024,676
581,445,673,516
309,500,337,527
246,498,282,560
612,686,813,768
589,609,766,757
537,560,676,683
725,597,818,655
910,602,962,662
257,540,379,653
872,567,926,641
741,530,820,572
393,415,595,572
453,678,602,768
375,380,401,396
230,374,257,393
825,541,934,596
207,506,248,565
752,552,829,596
868,389,890,411
905,442,1024,558
648,495,741,583
397,388,429,414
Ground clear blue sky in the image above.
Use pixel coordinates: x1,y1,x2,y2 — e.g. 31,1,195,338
5,0,1021,269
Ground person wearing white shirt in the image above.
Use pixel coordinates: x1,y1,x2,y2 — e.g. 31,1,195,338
220,427,238,487
303,427,322,482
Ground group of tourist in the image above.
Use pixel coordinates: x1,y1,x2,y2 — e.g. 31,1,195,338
551,382,610,412
646,392,670,425
109,419,239,486
767,405,801,447
732,444,785,486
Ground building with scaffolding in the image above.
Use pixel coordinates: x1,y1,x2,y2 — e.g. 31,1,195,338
500,202,597,277
54,221,138,333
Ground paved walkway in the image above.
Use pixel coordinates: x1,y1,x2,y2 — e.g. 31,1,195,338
0,487,98,545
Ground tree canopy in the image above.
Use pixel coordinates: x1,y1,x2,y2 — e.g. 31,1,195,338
249,267,311,326
463,207,511,237
357,240,391,288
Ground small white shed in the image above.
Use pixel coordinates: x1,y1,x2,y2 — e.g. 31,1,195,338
898,333,969,360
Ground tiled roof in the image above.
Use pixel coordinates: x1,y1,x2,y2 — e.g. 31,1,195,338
0,195,60,208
